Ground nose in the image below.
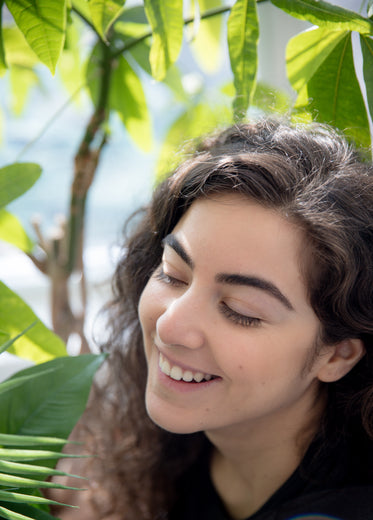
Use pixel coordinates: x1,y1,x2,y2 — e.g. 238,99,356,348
156,289,206,350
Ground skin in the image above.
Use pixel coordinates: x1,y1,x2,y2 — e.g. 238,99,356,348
138,194,363,518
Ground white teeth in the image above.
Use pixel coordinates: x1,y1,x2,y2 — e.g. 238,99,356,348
159,353,214,383
170,365,182,381
193,372,204,383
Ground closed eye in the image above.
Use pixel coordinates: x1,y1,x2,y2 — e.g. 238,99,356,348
219,302,261,328
154,266,186,287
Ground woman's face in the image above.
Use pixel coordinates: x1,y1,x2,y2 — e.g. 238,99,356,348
138,194,327,438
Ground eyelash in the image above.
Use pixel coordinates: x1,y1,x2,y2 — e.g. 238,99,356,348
154,267,261,328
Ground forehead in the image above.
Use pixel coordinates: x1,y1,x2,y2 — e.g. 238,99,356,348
171,194,311,310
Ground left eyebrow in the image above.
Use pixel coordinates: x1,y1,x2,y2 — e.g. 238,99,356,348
215,273,294,311
162,234,194,269
162,234,294,311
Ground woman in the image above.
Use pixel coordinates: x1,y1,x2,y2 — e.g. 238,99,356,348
58,119,373,520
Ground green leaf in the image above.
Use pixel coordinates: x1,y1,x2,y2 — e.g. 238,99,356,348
190,0,225,73
9,67,39,115
287,27,345,93
228,0,259,120
0,503,57,520
0,505,35,520
143,0,183,81
0,354,106,438
0,210,34,253
0,163,41,209
360,35,373,123
5,0,67,74
0,459,83,479
88,0,126,42
270,0,373,35
0,433,67,447
0,472,79,490
2,26,39,68
0,489,72,507
109,55,152,151
0,448,78,462
0,370,55,399
0,1,7,74
57,19,85,103
0,323,36,356
291,31,370,148
0,282,67,363
113,20,152,74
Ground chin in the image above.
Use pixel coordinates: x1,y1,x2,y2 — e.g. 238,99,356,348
145,401,203,435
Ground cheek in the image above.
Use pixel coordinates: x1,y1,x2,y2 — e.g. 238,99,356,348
138,280,162,335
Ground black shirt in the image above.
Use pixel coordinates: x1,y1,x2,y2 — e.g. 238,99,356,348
169,436,373,520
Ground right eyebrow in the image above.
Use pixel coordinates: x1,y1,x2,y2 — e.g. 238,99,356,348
162,234,194,269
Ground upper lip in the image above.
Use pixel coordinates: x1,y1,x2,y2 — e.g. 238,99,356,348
155,343,219,377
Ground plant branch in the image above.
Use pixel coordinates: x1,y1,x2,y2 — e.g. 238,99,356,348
67,41,112,275
111,5,232,58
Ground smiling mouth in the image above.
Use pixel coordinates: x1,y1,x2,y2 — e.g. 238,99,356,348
159,353,218,383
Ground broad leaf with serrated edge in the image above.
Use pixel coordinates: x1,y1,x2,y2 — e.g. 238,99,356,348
143,0,183,81
228,0,259,119
5,0,67,73
271,0,373,35
88,0,126,42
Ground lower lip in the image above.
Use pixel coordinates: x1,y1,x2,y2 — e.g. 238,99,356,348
157,365,221,393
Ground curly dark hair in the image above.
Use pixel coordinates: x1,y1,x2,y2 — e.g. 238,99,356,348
82,119,373,519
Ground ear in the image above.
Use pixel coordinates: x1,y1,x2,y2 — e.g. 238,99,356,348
317,338,365,383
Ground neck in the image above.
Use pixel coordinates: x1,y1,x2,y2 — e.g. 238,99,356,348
205,392,325,519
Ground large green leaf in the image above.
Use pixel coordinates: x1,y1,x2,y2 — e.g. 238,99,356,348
360,35,373,123
290,31,370,148
287,27,345,93
143,0,183,81
0,210,34,253
5,0,67,74
0,353,106,437
0,163,41,209
190,0,225,73
109,55,152,151
88,0,126,42
228,0,259,119
271,0,373,35
0,282,67,363
113,20,152,74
